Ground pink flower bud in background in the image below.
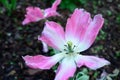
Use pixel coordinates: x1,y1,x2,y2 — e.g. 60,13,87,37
22,0,61,25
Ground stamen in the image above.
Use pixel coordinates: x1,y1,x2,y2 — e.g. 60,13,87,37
73,45,76,49
64,45,68,47
64,49,67,51
63,41,77,53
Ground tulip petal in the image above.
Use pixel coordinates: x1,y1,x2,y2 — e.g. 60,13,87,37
41,41,48,52
65,9,85,39
65,9,92,47
44,0,61,17
52,0,61,10
23,53,65,69
75,54,110,70
38,21,65,50
44,8,60,18
65,9,104,52
55,56,76,80
22,7,44,25
77,14,104,52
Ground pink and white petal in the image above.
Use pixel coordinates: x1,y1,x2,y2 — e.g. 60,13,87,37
75,54,110,70
65,9,92,46
55,57,76,80
22,7,44,25
23,53,65,69
41,41,48,52
75,14,104,52
38,21,65,50
44,0,61,18
44,8,60,18
65,9,82,40
26,7,44,19
51,0,61,10
22,18,32,25
84,56,110,70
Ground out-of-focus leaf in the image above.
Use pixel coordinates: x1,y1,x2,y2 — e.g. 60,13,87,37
108,69,119,77
77,75,89,80
78,0,88,5
97,69,119,80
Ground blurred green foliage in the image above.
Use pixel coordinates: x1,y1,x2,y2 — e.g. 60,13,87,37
91,45,103,54
70,68,89,80
0,0,17,16
60,0,88,12
116,14,120,23
96,30,107,41
98,69,119,80
60,0,77,12
116,51,120,57
48,0,89,12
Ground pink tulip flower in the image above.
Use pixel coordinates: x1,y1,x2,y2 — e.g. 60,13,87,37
22,0,61,25
23,9,110,80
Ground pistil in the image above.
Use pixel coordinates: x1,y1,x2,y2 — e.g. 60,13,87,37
67,41,74,53
63,41,77,54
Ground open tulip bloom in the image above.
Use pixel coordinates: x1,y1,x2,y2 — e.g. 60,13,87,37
22,0,61,25
23,9,110,80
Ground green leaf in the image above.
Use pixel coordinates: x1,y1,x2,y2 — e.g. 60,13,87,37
77,75,89,80
75,68,89,80
11,0,16,10
0,0,17,16
0,0,9,7
78,0,88,5
108,69,119,77
67,3,76,12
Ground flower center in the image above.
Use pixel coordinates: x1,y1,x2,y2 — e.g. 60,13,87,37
63,41,76,53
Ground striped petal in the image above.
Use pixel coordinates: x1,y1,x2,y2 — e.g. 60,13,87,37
75,14,104,52
65,9,104,52
44,8,60,18
44,0,61,17
22,7,44,25
52,0,61,10
41,41,48,52
75,54,110,70
55,56,76,80
23,53,65,69
38,21,65,50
